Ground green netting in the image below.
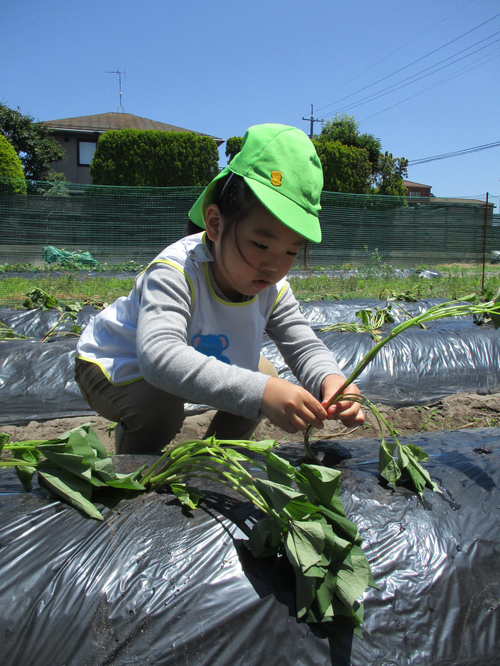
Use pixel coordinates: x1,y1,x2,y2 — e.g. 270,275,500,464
0,178,498,268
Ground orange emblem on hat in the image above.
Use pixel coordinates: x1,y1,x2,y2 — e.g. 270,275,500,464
271,170,283,187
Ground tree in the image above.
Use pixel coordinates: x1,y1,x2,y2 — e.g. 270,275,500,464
376,152,409,196
225,136,242,163
317,115,382,165
0,103,65,181
312,140,372,194
90,129,219,187
0,133,27,194
315,114,407,194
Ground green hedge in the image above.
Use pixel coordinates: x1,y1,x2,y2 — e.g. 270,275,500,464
0,134,26,194
90,129,220,187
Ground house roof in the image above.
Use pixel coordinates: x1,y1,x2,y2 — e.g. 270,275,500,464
41,112,224,145
403,180,432,189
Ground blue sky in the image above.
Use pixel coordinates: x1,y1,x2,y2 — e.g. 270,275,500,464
2,0,499,198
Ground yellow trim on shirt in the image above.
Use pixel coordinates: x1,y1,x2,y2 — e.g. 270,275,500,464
137,258,196,305
204,262,258,306
270,280,289,316
75,356,144,386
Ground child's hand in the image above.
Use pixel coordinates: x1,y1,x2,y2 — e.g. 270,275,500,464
321,374,365,427
261,377,328,433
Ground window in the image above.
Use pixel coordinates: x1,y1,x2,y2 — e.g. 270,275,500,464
409,191,421,197
78,141,97,166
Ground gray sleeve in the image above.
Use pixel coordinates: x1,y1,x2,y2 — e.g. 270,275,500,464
266,284,345,400
136,263,269,420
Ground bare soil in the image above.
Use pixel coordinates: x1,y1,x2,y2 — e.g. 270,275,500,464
2,391,500,452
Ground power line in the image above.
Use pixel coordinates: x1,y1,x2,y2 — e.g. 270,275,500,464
292,0,479,126
408,140,500,165
326,30,500,118
311,0,478,108
314,10,500,116
360,46,500,122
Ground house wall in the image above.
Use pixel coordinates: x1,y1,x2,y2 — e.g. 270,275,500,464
51,132,100,184
406,184,431,197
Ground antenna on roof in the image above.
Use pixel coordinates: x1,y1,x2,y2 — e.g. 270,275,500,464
105,69,126,112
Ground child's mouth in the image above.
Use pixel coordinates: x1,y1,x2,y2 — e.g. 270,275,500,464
253,279,271,289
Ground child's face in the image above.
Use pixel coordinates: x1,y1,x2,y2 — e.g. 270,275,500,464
208,204,304,301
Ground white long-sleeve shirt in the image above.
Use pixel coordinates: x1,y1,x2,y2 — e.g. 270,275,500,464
77,233,345,420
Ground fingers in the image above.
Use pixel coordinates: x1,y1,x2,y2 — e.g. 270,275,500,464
261,377,327,433
339,407,365,427
322,379,365,426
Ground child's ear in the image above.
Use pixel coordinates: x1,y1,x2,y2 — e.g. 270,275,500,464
205,204,223,242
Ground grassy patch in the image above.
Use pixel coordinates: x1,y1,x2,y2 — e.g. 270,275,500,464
0,274,136,307
0,261,499,307
289,263,500,301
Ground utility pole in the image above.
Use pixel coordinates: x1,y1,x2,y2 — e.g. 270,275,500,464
302,104,324,139
106,69,126,112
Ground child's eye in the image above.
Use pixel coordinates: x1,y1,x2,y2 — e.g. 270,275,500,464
287,251,299,256
253,242,268,250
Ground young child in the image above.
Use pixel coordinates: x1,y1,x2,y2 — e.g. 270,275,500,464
75,123,364,454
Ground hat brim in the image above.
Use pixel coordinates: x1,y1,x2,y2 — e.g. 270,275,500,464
188,167,230,230
188,166,322,243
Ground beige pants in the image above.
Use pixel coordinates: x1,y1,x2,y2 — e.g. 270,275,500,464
74,357,278,455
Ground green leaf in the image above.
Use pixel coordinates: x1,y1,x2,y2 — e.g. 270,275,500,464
356,309,371,326
265,452,295,487
37,462,103,520
223,448,254,463
253,478,306,513
37,448,93,482
78,425,108,459
15,465,36,491
285,521,325,573
217,439,276,454
57,424,108,460
107,475,146,491
92,457,117,482
315,569,339,618
378,438,400,488
321,523,352,564
319,507,359,543
245,439,277,451
296,464,343,514
400,446,440,496
14,446,40,465
491,287,500,330
285,498,323,521
247,517,284,558
404,443,429,463
66,431,100,461
170,483,204,510
0,433,9,453
294,567,316,619
336,545,372,609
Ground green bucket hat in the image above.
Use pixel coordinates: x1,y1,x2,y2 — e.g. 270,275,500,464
188,123,323,242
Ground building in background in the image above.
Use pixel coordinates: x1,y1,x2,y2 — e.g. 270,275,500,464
403,180,432,197
41,112,223,184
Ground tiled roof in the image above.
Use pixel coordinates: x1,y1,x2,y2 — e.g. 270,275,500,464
403,180,432,188
41,112,223,144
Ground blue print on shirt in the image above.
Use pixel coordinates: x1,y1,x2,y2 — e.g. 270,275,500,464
192,333,231,364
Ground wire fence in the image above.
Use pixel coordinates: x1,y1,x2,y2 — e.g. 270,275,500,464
0,178,498,269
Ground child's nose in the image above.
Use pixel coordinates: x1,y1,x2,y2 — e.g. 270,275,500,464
261,255,280,272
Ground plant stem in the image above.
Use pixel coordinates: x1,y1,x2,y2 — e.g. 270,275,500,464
304,295,500,456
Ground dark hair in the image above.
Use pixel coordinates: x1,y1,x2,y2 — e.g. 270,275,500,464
212,173,261,245
185,173,260,238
